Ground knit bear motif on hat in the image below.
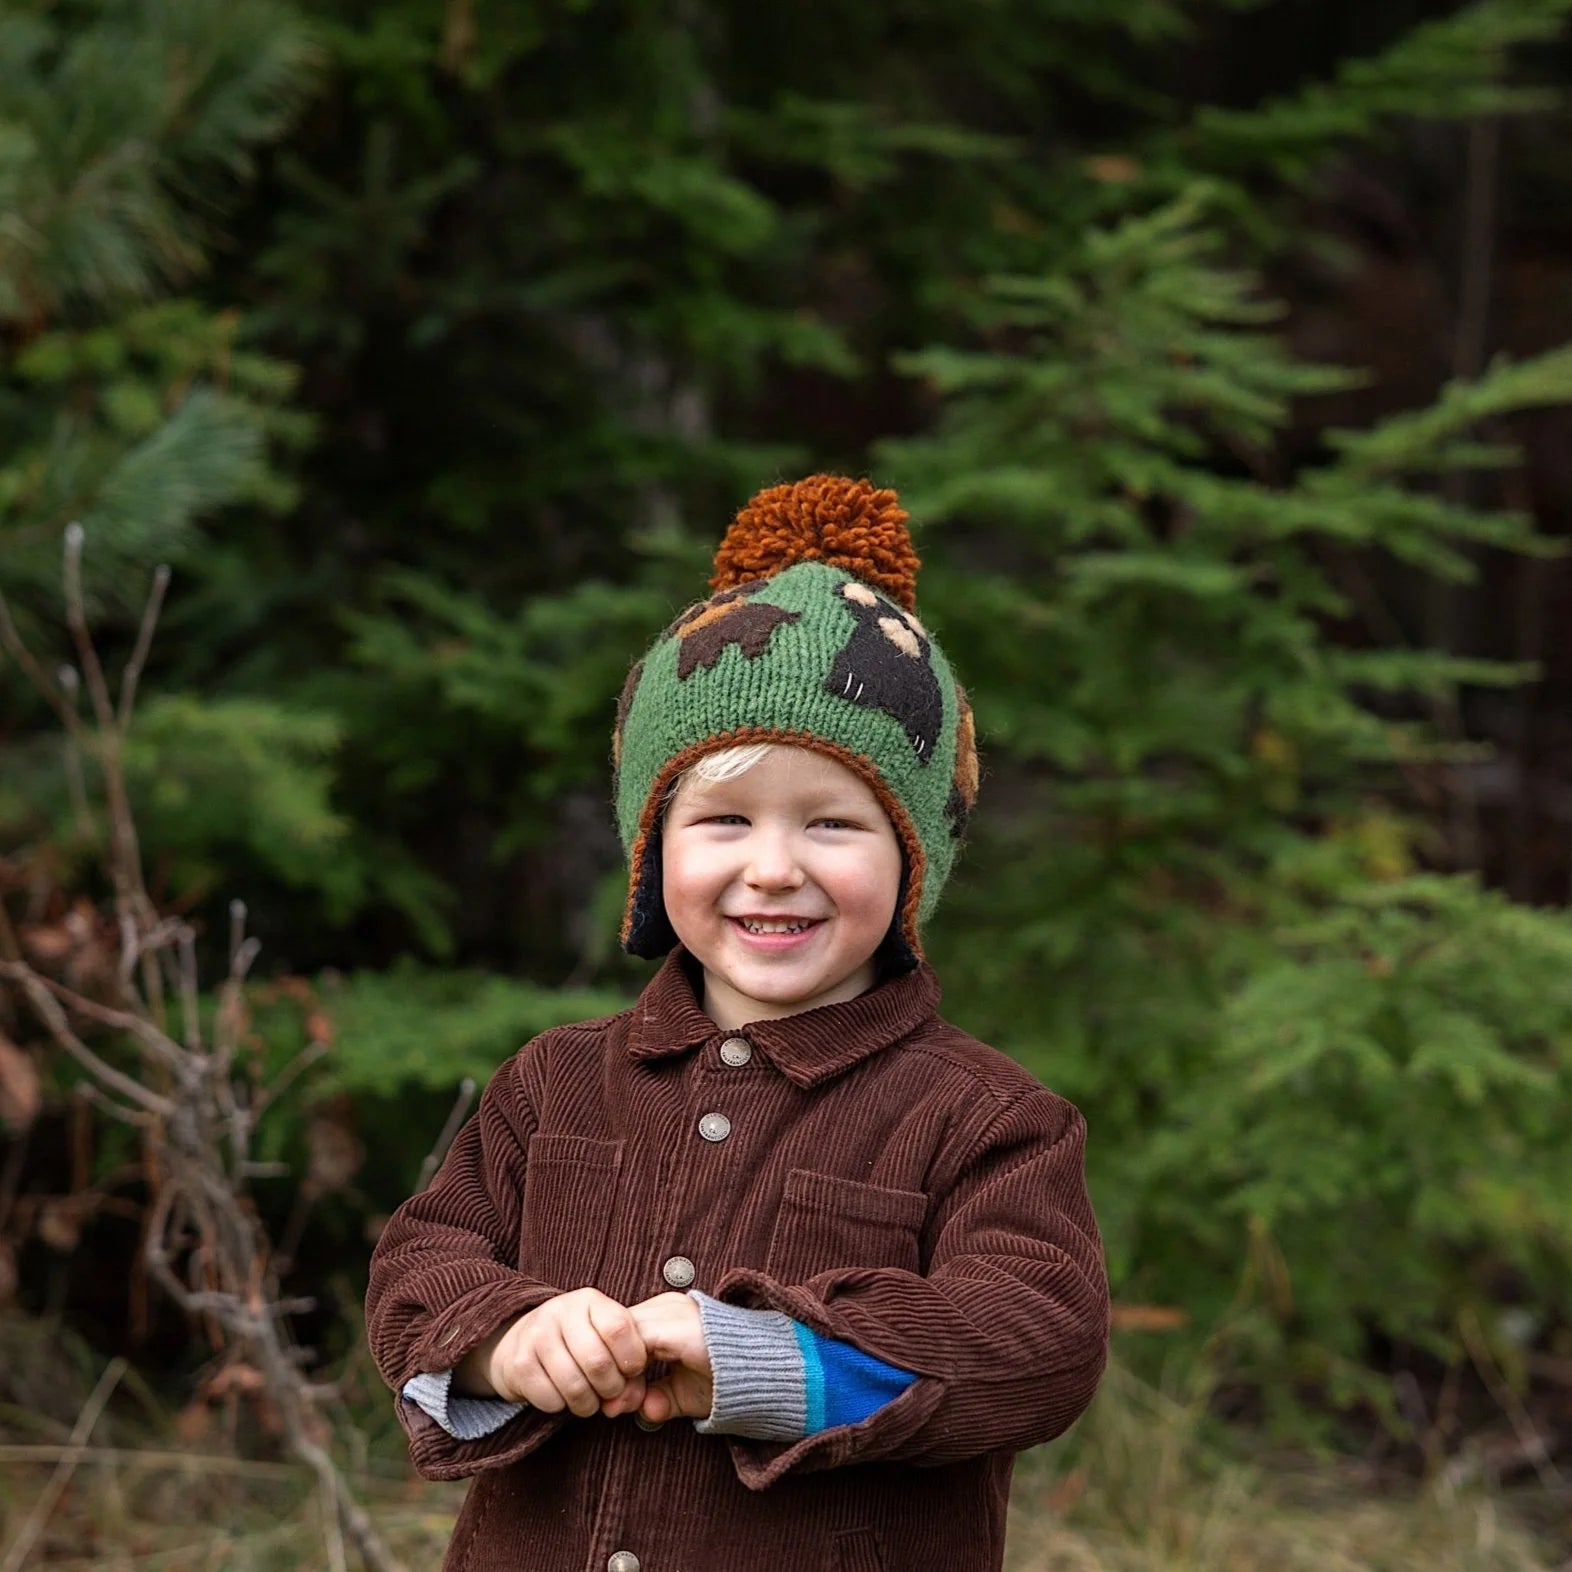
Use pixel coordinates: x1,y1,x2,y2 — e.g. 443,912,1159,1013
613,475,979,967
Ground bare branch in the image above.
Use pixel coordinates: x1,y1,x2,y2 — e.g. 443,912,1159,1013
61,523,117,733
0,587,75,729
117,563,171,731
214,935,262,1074
117,910,140,986
232,936,262,984
320,1474,350,1572
0,961,173,1115
177,924,203,1054
416,1077,477,1193
58,527,160,987
0,605,105,858
57,666,97,842
253,1040,328,1119
1,961,186,1077
73,1077,160,1129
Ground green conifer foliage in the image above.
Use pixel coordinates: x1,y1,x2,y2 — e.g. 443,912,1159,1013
207,0,1572,1393
885,191,1572,1394
0,2,417,930
0,0,315,608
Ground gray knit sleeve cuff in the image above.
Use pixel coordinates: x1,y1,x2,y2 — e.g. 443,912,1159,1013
689,1290,808,1441
402,1368,526,1441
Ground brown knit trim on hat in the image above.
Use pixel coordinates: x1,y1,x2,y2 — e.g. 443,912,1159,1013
620,728,927,960
711,475,921,612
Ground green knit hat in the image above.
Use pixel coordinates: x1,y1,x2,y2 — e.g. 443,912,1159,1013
613,474,979,969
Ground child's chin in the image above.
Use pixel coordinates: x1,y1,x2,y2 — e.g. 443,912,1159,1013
724,963,814,995
725,960,867,1009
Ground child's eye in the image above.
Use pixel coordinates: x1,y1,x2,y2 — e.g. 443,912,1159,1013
812,817,854,830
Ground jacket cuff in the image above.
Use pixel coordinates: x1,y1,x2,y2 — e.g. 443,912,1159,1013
406,1275,556,1378
400,1279,566,1480
690,1291,807,1441
402,1368,526,1441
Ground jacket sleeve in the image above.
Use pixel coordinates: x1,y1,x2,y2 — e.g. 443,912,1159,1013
364,1050,566,1480
707,1087,1109,1488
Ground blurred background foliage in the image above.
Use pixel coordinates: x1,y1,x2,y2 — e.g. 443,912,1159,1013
5,0,1572,1466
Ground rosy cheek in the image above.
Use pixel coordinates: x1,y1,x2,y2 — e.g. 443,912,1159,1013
665,843,729,899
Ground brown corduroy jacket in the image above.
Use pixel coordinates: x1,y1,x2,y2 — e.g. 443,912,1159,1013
366,949,1109,1572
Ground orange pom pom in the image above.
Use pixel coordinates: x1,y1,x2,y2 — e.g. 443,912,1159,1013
711,475,920,612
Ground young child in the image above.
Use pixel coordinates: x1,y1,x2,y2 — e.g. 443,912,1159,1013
366,475,1109,1572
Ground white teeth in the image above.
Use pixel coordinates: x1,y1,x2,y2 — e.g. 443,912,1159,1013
738,919,814,934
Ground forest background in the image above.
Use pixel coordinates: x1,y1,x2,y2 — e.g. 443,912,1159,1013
4,0,1572,1565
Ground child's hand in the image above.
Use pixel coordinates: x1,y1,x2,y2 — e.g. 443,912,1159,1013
626,1292,714,1424
463,1287,650,1418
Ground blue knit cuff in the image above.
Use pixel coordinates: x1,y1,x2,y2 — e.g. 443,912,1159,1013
796,1322,918,1430
402,1368,525,1441
689,1291,917,1439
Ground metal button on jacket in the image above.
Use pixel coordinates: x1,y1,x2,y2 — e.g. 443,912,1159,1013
697,1111,732,1142
633,1412,664,1432
662,1254,696,1289
719,1036,753,1067
608,1554,640,1572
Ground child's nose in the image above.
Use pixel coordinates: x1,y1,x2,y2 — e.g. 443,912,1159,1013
744,829,804,889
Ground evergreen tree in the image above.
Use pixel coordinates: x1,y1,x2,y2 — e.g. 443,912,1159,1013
883,192,1572,1402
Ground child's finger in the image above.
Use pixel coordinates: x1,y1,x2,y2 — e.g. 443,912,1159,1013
586,1295,648,1376
629,1294,708,1370
599,1374,647,1418
637,1380,676,1425
627,1295,678,1354
560,1312,633,1401
505,1346,565,1413
638,1367,713,1422
535,1325,601,1417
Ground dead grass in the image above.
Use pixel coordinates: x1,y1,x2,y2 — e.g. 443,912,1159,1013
1,1333,1563,1571
1006,1365,1565,1572
0,1315,461,1570
0,1460,461,1571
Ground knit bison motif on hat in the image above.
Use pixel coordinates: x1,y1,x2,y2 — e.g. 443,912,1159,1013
671,582,801,681
827,580,943,764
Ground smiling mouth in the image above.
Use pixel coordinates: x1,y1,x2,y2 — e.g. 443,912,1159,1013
730,917,824,935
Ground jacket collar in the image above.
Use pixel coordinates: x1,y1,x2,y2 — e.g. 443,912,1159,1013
627,946,941,1089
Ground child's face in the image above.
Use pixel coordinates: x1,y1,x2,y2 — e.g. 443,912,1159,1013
661,747,903,1030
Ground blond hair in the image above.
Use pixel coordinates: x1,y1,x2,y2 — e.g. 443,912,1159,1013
660,742,779,817
685,742,776,784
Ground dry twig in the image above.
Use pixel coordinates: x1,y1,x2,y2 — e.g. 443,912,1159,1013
0,537,406,1572
0,1356,126,1572
417,1077,477,1193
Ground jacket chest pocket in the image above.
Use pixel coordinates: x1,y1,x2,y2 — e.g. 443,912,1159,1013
519,1134,622,1290
765,1168,928,1284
